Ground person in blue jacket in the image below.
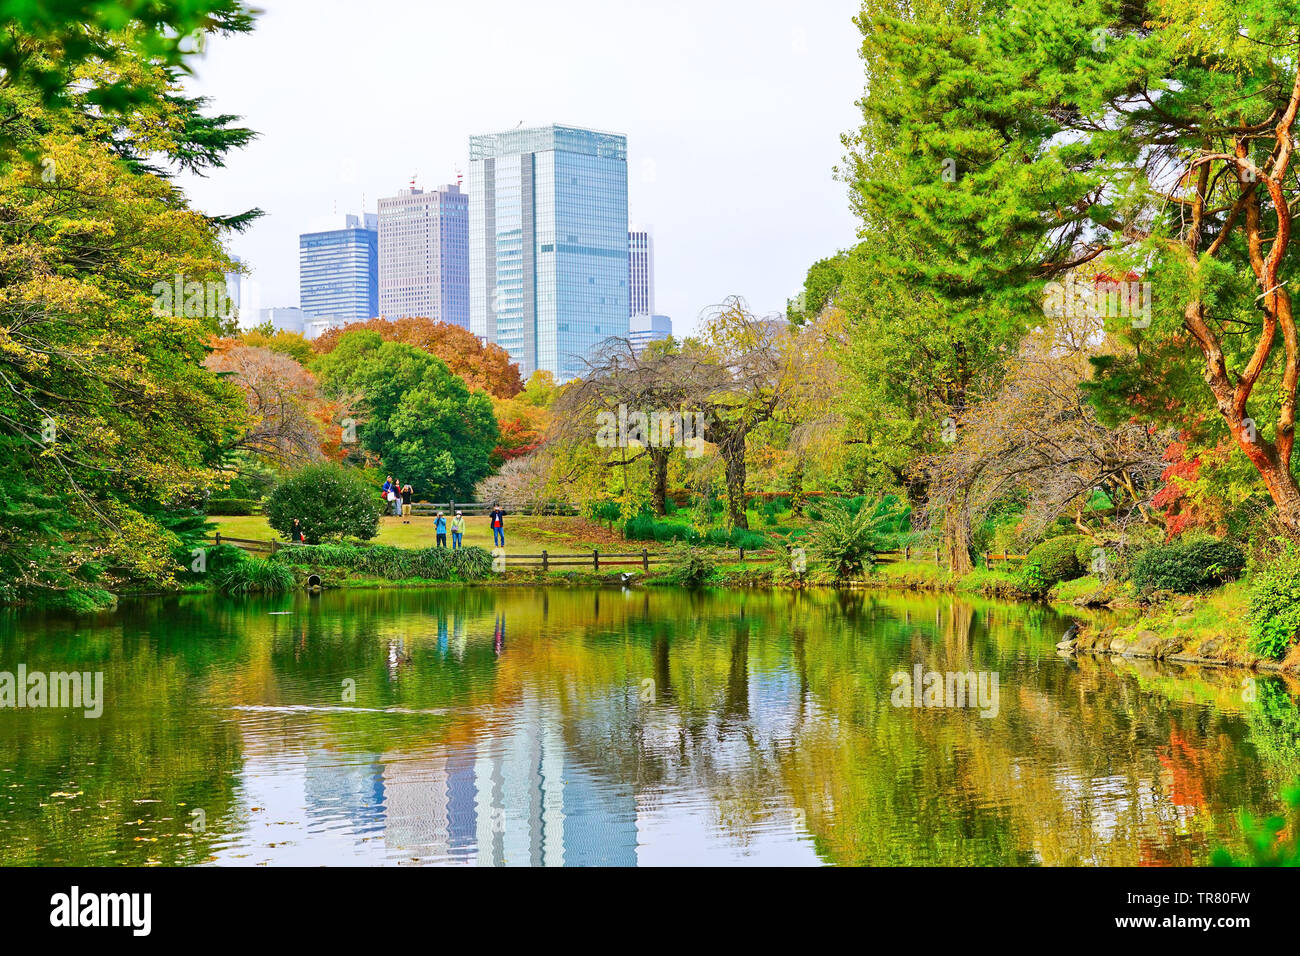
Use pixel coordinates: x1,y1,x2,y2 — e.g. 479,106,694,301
435,511,448,548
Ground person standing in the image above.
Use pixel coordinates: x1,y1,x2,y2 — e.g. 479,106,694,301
401,483,413,524
435,510,448,548
490,503,506,548
450,511,465,549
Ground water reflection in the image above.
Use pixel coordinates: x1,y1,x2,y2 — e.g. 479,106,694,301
0,588,1297,866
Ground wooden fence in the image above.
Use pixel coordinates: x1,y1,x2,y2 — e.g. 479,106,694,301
207,534,1026,574
209,533,303,554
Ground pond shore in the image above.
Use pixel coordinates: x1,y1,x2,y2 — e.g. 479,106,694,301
855,560,1300,676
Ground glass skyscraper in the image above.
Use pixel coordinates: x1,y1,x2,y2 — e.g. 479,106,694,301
469,125,629,381
299,213,379,323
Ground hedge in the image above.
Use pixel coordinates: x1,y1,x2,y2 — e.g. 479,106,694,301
206,498,260,516
1024,534,1090,584
1130,538,1246,594
274,543,494,581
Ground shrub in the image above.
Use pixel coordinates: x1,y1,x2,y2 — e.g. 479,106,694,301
1024,534,1089,585
178,543,245,581
806,499,897,581
1130,537,1246,595
1017,562,1051,598
265,463,384,544
216,554,295,595
206,498,259,516
622,514,768,551
666,543,715,588
1248,541,1300,660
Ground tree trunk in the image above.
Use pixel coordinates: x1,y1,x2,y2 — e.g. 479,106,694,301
789,457,805,516
709,421,750,530
648,447,669,517
724,445,748,529
1184,294,1300,531
943,500,973,574
1244,440,1300,529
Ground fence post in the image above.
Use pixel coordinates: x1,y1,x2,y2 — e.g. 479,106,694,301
215,531,221,547
739,547,745,563
905,544,910,561
593,549,600,572
986,551,992,569
542,550,548,572
271,539,279,556
642,548,649,572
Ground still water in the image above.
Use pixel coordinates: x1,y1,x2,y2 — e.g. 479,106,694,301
1,587,1297,866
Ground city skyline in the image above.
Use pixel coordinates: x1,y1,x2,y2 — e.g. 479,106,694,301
173,0,862,336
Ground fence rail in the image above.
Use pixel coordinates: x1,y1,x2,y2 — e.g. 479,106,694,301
406,502,579,516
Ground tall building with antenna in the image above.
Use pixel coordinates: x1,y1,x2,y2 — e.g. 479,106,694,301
377,182,470,328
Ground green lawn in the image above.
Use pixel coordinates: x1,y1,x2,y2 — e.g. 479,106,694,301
210,513,549,552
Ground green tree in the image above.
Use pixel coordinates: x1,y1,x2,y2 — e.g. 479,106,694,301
0,10,259,604
843,0,1300,531
313,334,498,498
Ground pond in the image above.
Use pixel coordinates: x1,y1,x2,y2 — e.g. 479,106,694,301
1,587,1297,866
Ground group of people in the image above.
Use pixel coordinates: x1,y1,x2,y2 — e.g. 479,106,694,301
381,476,414,523
378,476,506,550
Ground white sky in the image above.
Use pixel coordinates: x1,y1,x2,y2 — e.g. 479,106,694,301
178,0,865,334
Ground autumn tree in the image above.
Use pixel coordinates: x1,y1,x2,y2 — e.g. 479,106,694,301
922,319,1169,571
313,317,523,398
0,9,258,603
205,343,325,465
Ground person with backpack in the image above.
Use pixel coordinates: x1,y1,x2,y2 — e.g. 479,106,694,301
435,511,448,548
490,503,505,548
450,511,465,549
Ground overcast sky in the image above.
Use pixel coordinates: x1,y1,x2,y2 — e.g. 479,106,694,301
178,0,865,334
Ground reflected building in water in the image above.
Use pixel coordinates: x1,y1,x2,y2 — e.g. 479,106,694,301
297,692,639,865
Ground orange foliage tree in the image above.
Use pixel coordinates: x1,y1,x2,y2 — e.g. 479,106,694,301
312,317,523,398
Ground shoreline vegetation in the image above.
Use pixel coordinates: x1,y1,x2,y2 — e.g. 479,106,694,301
72,508,1290,677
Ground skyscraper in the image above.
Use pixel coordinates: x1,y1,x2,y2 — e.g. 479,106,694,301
377,184,470,327
469,124,629,381
299,214,378,323
628,228,655,317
